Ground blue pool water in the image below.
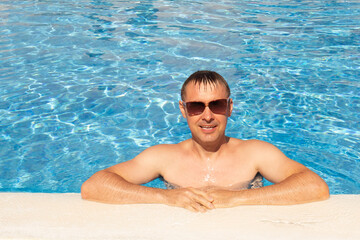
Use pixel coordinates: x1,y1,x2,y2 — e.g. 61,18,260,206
0,0,359,194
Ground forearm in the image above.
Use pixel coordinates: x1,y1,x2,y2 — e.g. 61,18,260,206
213,169,329,207
241,172,328,205
81,170,215,212
81,170,166,204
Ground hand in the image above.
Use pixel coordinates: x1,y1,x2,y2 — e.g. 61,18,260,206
205,188,239,208
163,187,215,212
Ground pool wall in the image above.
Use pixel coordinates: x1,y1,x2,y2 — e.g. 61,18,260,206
1,193,359,239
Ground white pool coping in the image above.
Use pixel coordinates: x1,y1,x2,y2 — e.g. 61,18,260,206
1,193,359,240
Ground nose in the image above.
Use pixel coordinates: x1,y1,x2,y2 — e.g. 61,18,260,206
202,106,214,122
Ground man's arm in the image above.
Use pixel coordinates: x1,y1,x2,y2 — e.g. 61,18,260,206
208,140,329,207
81,145,214,212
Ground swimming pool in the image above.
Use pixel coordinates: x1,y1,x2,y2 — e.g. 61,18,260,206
0,0,359,194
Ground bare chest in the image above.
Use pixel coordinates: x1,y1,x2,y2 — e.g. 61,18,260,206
162,156,257,189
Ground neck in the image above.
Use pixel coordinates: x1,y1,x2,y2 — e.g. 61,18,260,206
190,136,229,159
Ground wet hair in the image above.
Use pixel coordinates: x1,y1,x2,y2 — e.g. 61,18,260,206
181,70,231,100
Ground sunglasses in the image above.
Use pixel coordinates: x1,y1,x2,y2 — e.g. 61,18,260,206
182,98,230,116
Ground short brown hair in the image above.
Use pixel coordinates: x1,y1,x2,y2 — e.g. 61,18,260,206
181,70,230,100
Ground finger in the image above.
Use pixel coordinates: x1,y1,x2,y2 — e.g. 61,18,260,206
178,188,213,210
190,202,208,213
187,194,214,210
190,188,214,203
169,188,213,211
182,201,206,212
189,189,215,209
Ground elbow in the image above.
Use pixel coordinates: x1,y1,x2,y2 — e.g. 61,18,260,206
81,180,92,200
298,169,330,203
313,177,330,201
81,173,102,201
81,170,112,201
320,182,330,200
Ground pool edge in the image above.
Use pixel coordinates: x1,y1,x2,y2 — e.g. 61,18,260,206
1,193,359,239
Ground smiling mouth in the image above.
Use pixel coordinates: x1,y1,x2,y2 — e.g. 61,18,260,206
200,125,217,130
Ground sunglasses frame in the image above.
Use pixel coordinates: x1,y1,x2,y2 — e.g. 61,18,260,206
182,98,231,116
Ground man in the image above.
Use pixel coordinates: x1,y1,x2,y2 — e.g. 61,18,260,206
81,70,329,212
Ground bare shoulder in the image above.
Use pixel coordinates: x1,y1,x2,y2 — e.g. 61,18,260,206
105,143,182,184
135,143,182,162
141,143,179,154
228,138,291,164
229,138,279,152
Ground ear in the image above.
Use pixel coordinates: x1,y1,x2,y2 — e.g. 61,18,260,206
179,101,187,118
228,98,233,117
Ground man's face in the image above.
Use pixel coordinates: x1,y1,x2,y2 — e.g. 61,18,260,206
179,82,233,146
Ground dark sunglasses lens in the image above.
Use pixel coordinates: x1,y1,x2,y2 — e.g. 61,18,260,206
186,102,205,116
209,99,228,114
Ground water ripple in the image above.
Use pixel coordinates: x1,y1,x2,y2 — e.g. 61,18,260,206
0,0,359,193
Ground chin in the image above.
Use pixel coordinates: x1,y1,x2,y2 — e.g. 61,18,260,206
199,134,222,143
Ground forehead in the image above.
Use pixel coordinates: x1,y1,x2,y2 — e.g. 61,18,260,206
183,82,228,101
